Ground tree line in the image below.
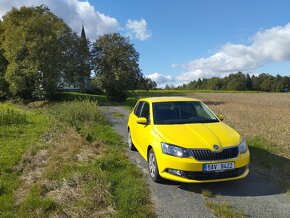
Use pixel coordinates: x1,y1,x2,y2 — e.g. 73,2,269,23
166,72,290,92
0,5,156,101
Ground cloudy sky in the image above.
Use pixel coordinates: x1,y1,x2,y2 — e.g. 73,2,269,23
1,0,290,87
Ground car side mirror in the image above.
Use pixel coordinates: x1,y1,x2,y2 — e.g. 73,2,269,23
217,114,225,121
136,117,148,124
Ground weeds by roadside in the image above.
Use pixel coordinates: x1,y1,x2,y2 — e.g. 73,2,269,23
0,104,50,217
205,200,246,218
248,137,290,194
49,100,155,217
201,189,246,218
0,101,155,217
0,105,28,125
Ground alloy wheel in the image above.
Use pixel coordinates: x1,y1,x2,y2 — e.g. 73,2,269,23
149,152,156,178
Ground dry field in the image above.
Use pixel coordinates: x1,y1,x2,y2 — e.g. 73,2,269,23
185,92,290,158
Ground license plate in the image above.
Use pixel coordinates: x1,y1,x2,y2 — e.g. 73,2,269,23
203,162,235,172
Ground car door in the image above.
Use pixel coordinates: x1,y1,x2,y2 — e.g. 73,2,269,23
130,101,144,150
136,101,152,159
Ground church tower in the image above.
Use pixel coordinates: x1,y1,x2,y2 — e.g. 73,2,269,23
80,22,87,44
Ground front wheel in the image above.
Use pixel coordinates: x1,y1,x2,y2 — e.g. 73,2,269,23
127,130,136,151
148,148,162,182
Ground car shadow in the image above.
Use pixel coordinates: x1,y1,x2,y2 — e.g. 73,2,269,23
159,147,290,197
203,101,224,106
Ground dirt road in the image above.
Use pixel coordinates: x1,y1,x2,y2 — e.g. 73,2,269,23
102,106,290,218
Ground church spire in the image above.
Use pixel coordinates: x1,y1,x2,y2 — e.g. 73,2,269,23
81,21,87,42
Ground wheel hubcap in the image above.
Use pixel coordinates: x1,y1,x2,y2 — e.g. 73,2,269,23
128,132,132,148
149,152,156,178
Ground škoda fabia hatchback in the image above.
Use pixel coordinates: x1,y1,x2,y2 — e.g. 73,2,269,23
127,97,250,183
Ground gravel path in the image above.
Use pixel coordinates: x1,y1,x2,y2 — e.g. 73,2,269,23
102,106,290,218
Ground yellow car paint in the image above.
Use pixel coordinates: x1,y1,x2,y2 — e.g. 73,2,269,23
127,97,250,183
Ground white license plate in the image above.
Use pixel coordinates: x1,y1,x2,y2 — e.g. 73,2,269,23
203,162,235,172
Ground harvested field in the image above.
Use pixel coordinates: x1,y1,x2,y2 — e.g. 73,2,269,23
184,93,290,157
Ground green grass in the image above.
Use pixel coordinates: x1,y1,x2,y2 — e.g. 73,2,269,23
205,200,246,218
0,101,154,217
42,100,154,217
0,106,28,126
55,101,154,217
0,104,50,217
201,188,245,217
201,189,214,198
94,125,155,217
131,89,259,97
112,111,125,118
248,136,290,192
61,92,108,104
49,100,106,127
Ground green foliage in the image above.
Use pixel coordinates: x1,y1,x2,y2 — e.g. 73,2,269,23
48,100,106,127
248,136,290,192
94,125,155,218
48,101,155,217
18,186,58,217
178,72,290,92
137,76,157,91
61,92,108,103
0,5,90,100
0,107,28,125
0,104,49,216
0,22,9,98
92,33,142,102
205,200,246,218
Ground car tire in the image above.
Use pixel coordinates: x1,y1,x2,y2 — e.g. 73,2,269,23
148,148,162,183
127,130,136,151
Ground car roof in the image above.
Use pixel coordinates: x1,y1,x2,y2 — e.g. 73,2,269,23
138,96,200,103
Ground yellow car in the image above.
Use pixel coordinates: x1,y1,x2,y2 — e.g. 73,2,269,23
127,97,250,183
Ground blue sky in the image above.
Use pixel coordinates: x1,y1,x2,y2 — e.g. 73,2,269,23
1,0,290,86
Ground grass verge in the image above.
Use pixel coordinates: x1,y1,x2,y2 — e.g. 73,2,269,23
61,92,108,104
205,200,246,218
201,189,246,218
0,103,50,217
49,100,155,217
0,100,154,217
248,136,290,194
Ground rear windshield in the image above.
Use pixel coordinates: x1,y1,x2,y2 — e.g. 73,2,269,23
153,101,219,124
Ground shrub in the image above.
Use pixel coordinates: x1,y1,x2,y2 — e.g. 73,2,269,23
49,100,106,127
0,108,28,125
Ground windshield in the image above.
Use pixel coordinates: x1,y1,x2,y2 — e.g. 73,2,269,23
153,101,219,124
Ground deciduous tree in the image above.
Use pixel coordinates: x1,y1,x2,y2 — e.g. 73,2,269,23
92,33,142,101
0,5,89,99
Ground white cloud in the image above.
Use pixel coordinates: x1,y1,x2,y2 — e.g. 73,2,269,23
148,23,290,86
147,72,173,86
0,0,119,40
126,18,151,41
176,23,290,84
171,63,179,68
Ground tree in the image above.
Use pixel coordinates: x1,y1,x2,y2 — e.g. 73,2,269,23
92,33,141,101
138,76,157,91
0,5,88,99
180,72,289,92
0,21,9,98
0,48,8,98
272,74,289,92
259,73,275,92
245,74,252,90
224,72,247,91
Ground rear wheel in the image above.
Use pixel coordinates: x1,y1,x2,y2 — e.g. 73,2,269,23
148,148,162,182
127,130,136,151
